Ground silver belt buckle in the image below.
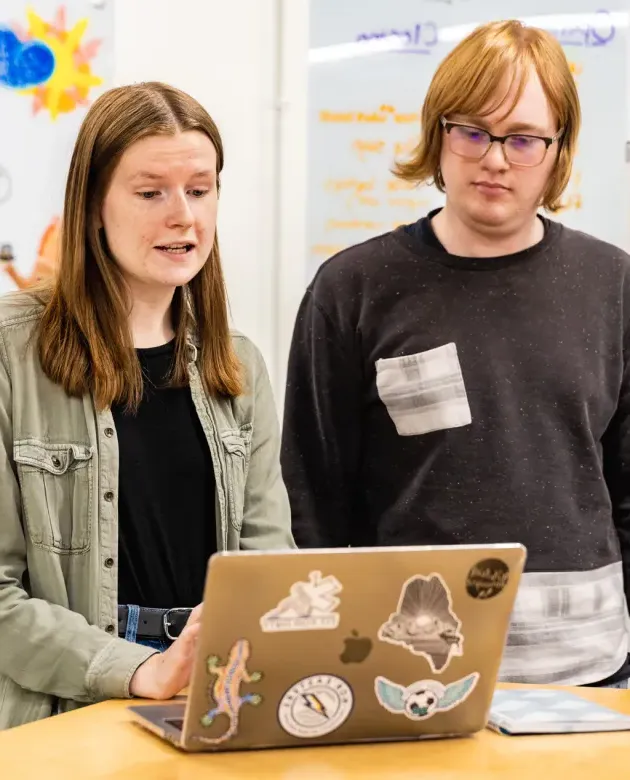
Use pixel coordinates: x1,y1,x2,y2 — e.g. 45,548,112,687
162,607,191,641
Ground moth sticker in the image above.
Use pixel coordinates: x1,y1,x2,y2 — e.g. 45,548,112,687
378,573,463,671
375,672,479,721
194,639,263,746
260,570,342,632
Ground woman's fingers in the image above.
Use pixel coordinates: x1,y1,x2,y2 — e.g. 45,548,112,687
129,613,203,700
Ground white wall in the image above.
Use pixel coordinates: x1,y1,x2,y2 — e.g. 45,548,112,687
115,0,304,402
277,0,310,408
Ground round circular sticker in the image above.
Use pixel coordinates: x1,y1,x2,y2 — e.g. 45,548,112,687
466,558,510,599
278,674,354,738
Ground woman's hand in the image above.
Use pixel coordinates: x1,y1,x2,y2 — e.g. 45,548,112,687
129,604,203,700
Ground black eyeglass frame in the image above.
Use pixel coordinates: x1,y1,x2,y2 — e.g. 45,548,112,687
440,116,563,167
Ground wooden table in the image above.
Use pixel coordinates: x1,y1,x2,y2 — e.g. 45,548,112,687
2,685,629,779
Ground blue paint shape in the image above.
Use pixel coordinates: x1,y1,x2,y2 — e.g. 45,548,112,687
0,28,55,89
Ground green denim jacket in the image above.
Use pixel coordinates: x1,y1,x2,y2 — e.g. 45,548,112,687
0,293,295,730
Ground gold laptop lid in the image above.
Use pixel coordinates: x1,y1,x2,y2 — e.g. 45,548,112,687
179,544,526,751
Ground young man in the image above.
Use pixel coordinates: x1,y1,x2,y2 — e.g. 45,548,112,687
281,20,630,688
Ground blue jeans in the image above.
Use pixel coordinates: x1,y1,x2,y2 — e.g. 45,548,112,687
121,603,171,653
137,637,170,652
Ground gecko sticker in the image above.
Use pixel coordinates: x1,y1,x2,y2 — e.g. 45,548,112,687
378,573,463,672
375,672,479,721
278,674,354,738
260,570,342,632
194,639,263,745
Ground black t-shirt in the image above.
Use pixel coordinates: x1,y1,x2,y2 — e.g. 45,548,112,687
113,340,216,609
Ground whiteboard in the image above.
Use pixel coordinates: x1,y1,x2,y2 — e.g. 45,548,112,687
0,0,114,296
306,1,629,280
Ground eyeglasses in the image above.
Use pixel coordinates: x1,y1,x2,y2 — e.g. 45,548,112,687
440,117,563,168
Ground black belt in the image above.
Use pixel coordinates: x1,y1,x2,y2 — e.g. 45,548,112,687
117,606,192,641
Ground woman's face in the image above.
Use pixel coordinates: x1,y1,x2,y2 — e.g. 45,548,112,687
100,130,218,295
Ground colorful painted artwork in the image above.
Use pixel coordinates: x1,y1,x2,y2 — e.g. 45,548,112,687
0,2,113,296
1,5,103,118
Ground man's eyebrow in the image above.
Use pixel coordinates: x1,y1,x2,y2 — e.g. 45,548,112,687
456,117,550,135
501,121,550,135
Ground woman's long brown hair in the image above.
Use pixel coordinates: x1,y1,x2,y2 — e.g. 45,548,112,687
37,81,241,411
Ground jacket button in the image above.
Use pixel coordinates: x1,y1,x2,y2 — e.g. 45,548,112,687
104,491,114,502
105,624,115,634
51,456,61,468
104,428,114,438
104,557,114,568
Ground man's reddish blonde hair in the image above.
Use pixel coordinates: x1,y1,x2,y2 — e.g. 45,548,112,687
394,20,581,212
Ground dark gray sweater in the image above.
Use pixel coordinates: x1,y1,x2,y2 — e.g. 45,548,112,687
281,211,630,686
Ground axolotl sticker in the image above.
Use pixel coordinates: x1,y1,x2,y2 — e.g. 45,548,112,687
375,672,479,721
378,573,463,672
260,570,342,632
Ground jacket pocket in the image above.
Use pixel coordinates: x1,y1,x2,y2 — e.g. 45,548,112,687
375,343,472,436
13,439,94,553
220,424,252,531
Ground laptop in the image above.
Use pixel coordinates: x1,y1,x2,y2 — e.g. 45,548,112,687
128,543,526,752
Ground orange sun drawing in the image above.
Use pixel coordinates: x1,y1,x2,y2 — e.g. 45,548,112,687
15,5,103,119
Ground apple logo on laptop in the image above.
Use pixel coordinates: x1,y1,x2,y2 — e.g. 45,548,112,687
340,630,372,664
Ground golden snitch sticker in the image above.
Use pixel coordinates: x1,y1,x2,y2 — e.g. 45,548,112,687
377,573,464,672
375,672,479,721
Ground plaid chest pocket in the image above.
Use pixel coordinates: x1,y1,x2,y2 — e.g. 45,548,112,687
375,343,472,436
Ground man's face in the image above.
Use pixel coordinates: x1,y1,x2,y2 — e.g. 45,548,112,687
439,66,560,233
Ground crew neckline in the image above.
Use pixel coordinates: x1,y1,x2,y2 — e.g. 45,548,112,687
393,208,562,271
135,338,176,357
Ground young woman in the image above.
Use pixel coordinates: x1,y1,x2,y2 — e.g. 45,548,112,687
0,82,294,730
